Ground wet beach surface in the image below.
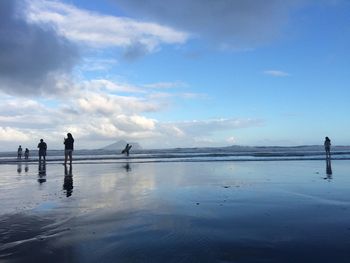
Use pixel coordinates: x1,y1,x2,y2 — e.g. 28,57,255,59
1,160,350,263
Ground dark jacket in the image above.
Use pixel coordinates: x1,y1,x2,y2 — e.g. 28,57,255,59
64,138,74,150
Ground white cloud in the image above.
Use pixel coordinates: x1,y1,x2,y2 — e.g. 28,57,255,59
120,115,156,130
180,92,207,99
0,72,261,149
147,92,174,100
263,70,290,77
226,136,236,144
77,91,161,116
141,118,264,148
79,58,118,72
172,118,263,135
0,91,263,149
81,79,144,93
143,81,187,89
26,0,190,55
0,127,30,141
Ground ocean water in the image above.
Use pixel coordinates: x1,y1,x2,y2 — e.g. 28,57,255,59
1,145,350,164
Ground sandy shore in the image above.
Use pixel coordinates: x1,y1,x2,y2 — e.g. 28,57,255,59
1,160,350,262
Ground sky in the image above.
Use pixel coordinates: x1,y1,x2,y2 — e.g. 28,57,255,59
0,0,349,150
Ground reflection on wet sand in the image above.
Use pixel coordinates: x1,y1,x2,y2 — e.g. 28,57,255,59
25,163,29,173
325,158,332,180
63,165,73,197
17,162,22,174
2,161,350,263
38,161,46,184
123,162,131,172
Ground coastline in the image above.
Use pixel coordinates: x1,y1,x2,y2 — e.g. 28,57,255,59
1,145,350,164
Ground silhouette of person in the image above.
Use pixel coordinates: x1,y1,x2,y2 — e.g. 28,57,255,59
17,145,23,159
37,139,47,163
63,164,73,197
38,162,46,184
64,133,74,165
24,148,29,160
324,137,331,159
121,143,132,156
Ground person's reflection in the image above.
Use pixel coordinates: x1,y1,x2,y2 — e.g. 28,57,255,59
25,163,29,173
325,158,332,180
122,162,131,172
38,162,46,184
17,162,22,174
63,164,73,197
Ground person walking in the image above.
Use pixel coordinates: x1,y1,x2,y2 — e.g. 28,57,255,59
324,136,331,159
64,133,74,165
37,139,47,162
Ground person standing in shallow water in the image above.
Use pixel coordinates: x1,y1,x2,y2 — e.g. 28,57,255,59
64,133,74,165
17,145,23,159
324,136,331,159
24,148,29,160
37,139,47,162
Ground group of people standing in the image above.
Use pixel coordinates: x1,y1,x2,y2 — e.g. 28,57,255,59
17,146,29,160
17,135,331,164
17,133,75,165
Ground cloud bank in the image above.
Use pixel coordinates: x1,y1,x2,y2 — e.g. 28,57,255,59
0,0,79,96
0,78,262,150
114,0,305,48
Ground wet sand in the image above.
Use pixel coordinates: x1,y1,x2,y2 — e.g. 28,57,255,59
1,160,350,263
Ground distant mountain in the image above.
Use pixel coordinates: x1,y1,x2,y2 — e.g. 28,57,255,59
101,140,142,151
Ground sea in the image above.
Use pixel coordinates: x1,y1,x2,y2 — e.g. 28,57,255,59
2,145,350,164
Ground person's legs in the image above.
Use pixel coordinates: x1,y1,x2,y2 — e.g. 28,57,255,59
68,151,73,165
64,151,68,165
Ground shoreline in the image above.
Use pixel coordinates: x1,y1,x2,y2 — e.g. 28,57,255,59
1,156,350,165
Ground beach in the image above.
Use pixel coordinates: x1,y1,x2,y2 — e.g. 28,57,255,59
1,159,350,262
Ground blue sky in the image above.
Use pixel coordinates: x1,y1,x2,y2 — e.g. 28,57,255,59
0,0,349,150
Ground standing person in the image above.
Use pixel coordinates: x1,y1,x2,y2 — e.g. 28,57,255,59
37,139,47,162
64,133,74,165
24,148,29,160
324,136,331,159
17,145,23,159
